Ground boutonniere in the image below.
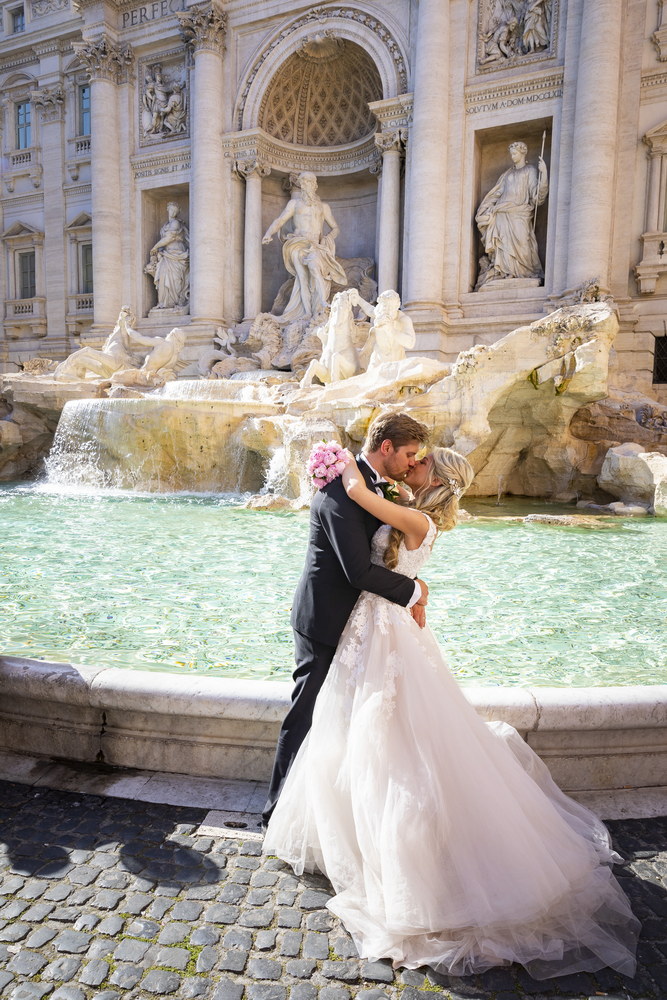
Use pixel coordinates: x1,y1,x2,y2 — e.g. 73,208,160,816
379,481,401,503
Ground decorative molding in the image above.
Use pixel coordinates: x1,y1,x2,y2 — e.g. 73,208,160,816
222,126,379,177
476,0,559,75
465,69,563,114
31,0,69,16
236,6,408,132
130,149,190,180
71,37,133,84
31,85,65,123
641,71,667,90
177,1,226,54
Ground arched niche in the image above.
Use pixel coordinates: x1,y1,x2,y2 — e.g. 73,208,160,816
235,7,409,133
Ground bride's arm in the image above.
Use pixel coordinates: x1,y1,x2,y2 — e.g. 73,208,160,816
342,457,428,545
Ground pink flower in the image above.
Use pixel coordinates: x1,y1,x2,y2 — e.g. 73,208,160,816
313,477,327,489
335,460,347,473
315,464,327,479
322,450,336,466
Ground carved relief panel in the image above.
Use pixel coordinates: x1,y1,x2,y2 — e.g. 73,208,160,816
138,52,189,146
476,0,558,74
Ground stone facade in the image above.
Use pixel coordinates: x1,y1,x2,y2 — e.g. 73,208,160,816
0,0,665,402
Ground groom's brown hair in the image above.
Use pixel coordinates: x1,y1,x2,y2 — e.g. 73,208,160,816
364,413,429,453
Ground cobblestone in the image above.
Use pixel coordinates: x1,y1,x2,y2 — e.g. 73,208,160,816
0,780,664,1000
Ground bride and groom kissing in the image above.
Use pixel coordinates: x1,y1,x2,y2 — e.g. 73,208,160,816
261,412,639,981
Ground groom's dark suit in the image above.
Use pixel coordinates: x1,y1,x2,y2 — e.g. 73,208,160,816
262,460,416,824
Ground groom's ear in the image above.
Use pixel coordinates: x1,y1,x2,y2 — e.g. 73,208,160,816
379,439,393,456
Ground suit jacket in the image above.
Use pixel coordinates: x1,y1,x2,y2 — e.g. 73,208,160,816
291,461,416,647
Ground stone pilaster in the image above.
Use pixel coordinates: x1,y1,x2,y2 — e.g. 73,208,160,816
31,85,67,349
235,158,270,321
72,36,133,337
565,1,623,293
374,130,405,295
178,1,226,344
402,0,449,340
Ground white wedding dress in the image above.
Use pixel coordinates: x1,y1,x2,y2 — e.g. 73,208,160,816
263,516,639,979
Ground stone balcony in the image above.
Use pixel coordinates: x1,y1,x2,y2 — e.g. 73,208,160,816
3,297,46,339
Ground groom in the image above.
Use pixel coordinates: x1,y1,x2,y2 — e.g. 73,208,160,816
262,412,430,826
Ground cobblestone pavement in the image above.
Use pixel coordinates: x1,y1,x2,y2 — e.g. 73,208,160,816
0,779,665,1000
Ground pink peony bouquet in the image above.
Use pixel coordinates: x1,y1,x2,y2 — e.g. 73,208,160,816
307,440,350,490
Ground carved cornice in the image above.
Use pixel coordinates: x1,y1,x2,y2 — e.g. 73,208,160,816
234,157,271,180
236,6,408,131
177,2,226,54
130,149,190,180
465,69,563,114
644,122,667,155
641,71,667,91
223,126,379,176
368,93,413,132
31,85,65,123
72,37,133,83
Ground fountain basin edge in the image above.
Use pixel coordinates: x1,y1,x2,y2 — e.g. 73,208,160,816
1,655,666,820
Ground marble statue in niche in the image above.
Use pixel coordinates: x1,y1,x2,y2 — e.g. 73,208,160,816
145,202,190,311
479,0,552,66
475,141,548,288
262,171,347,325
141,64,187,138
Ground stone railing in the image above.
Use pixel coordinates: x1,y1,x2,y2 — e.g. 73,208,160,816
68,293,94,312
5,297,46,318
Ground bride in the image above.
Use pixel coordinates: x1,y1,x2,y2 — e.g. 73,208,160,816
263,447,639,980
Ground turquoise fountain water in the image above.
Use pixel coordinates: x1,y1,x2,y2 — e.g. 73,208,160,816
2,483,665,687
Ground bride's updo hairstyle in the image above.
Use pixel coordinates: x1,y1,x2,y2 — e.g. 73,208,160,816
384,447,475,569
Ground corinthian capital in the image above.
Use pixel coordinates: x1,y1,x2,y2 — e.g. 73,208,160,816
234,157,271,180
72,36,133,84
374,128,407,154
177,1,226,53
30,85,65,123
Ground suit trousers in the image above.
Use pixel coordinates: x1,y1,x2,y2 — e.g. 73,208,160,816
262,629,337,825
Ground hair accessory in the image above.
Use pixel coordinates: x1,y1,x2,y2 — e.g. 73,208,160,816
447,477,464,498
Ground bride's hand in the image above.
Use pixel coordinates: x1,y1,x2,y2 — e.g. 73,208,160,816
341,451,362,492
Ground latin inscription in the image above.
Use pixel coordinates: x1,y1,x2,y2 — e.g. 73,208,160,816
466,88,563,114
122,0,183,29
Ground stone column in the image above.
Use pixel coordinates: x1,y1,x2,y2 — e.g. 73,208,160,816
236,158,271,321
402,0,449,332
645,146,663,233
374,130,405,294
565,1,623,291
72,37,132,339
31,85,67,354
178,2,226,345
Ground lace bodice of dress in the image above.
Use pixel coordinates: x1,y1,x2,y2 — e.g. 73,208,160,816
370,513,437,578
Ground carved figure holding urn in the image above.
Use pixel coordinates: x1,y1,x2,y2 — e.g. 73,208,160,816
475,140,548,287
262,171,347,325
145,202,190,310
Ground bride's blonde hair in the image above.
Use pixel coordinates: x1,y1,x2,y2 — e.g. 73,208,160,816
384,447,475,570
